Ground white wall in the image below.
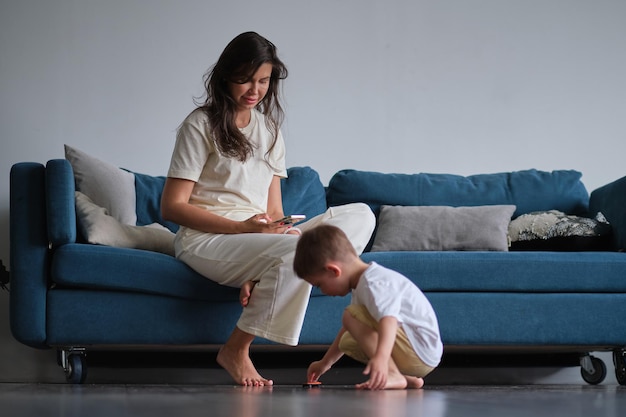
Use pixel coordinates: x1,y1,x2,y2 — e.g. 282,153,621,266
1,0,625,382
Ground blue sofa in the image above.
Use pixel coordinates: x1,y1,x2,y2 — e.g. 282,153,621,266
9,159,626,384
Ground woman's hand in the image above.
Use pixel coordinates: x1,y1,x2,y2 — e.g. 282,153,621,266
162,177,299,235
242,214,293,234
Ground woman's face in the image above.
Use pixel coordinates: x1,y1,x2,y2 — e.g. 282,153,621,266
228,63,273,112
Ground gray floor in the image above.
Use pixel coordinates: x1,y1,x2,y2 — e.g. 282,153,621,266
2,350,625,417
2,383,625,417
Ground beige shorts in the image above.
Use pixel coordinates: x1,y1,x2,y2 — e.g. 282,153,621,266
338,304,435,378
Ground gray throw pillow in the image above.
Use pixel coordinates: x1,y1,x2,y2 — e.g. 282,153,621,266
65,144,137,225
371,205,516,252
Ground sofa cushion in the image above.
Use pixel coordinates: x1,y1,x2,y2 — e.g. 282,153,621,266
371,205,515,251
361,251,626,293
51,243,327,301
326,169,589,218
51,244,239,302
133,171,179,232
281,166,328,220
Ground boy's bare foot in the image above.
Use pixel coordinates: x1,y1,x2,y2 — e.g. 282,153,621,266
356,370,408,390
239,281,257,307
217,345,273,387
405,375,425,389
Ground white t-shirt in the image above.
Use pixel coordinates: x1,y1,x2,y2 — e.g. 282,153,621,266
167,108,287,221
351,262,443,367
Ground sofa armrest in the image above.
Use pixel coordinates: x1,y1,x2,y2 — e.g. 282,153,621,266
9,163,50,348
46,159,77,246
590,175,626,251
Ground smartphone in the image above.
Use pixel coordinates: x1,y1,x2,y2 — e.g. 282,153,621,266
273,215,306,225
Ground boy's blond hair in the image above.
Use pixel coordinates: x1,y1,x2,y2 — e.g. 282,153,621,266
294,225,358,279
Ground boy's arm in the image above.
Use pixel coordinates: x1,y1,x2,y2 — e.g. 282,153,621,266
307,327,347,382
360,316,398,390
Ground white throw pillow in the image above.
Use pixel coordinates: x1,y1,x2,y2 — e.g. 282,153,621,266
65,144,137,225
75,191,175,256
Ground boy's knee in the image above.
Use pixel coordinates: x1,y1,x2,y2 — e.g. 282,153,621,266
341,308,354,326
344,304,376,324
338,331,368,365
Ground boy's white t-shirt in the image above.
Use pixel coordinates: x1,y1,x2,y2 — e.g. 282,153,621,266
351,262,443,367
167,108,287,221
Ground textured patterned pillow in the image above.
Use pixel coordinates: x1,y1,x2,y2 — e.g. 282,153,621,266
508,210,612,251
509,211,611,241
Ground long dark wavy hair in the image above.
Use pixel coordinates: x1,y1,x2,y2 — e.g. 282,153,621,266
197,32,288,162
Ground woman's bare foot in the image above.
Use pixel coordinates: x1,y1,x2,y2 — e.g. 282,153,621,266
404,375,425,389
239,281,257,307
217,345,273,386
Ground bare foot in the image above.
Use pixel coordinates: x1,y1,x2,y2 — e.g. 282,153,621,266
217,345,273,387
405,375,424,389
239,281,257,307
356,370,408,390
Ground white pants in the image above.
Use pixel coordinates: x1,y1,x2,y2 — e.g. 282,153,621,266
174,203,376,346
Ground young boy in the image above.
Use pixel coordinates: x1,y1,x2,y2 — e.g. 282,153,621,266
293,225,443,390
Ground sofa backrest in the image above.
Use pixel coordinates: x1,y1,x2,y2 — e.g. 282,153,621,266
45,159,329,244
133,165,328,228
281,166,328,220
326,169,590,219
132,171,179,232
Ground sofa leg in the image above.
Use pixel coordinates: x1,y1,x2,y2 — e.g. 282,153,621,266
59,347,88,384
613,348,626,385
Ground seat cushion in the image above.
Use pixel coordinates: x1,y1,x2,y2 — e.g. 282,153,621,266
52,243,327,301
362,251,626,293
51,244,239,302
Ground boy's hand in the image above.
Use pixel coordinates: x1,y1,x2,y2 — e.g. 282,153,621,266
307,360,331,383
357,355,388,390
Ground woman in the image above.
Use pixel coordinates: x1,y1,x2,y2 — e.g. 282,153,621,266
161,32,375,386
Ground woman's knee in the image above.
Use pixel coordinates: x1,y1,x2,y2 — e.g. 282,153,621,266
337,203,375,227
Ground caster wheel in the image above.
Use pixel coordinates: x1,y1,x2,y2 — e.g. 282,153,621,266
613,350,626,386
581,355,606,385
65,353,87,384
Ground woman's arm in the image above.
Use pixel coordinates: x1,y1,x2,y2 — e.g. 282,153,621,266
266,175,302,235
266,175,285,221
161,177,285,234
